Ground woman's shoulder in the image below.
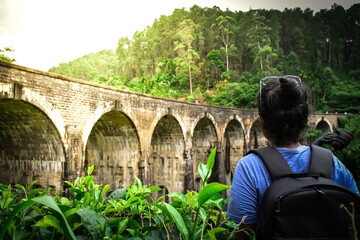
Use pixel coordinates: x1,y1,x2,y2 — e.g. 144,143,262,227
235,152,268,176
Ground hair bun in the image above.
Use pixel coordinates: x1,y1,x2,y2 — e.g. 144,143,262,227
279,78,303,107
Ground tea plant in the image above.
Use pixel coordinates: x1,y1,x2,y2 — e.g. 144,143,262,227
0,147,245,239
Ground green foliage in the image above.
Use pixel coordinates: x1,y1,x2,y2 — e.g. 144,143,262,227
0,47,15,63
326,79,360,113
306,128,325,145
0,148,248,239
47,4,360,114
336,115,360,187
205,81,258,108
49,50,119,82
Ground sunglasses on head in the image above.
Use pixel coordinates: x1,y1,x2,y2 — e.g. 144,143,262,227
260,75,301,89
259,75,302,107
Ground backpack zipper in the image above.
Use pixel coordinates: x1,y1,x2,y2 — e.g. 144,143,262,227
274,186,324,213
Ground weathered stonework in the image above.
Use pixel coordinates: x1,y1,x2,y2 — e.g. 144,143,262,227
0,61,340,192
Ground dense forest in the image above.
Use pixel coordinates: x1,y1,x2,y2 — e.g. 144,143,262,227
48,3,360,114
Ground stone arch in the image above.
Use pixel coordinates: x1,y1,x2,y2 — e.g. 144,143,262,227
315,118,332,132
147,110,187,148
21,88,66,139
84,110,140,190
223,118,246,175
82,101,116,149
0,99,65,189
191,114,219,191
149,115,185,193
249,119,268,149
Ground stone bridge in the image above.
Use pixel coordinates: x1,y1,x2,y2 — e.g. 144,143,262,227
0,61,342,193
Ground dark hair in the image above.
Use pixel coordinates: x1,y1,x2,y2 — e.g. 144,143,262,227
258,77,308,146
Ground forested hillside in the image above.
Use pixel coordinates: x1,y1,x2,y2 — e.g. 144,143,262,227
49,3,360,114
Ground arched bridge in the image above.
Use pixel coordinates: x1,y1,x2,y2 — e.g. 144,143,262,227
0,61,342,192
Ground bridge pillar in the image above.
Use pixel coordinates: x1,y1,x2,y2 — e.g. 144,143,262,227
184,149,194,191
138,150,146,184
216,148,227,185
64,126,84,182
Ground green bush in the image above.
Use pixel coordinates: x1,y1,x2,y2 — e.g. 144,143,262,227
0,148,249,240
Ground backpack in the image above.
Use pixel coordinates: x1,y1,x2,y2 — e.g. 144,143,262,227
249,145,360,240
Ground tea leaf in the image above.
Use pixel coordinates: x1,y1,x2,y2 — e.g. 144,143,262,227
77,207,107,239
167,192,189,205
117,218,128,235
198,162,209,183
0,199,34,238
197,182,230,207
87,165,95,175
101,184,111,197
32,195,76,240
164,202,189,240
207,147,217,171
35,215,60,230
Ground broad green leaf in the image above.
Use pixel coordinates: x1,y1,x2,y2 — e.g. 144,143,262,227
207,147,217,171
77,207,107,239
0,195,76,240
60,197,70,206
167,192,189,205
93,188,100,201
207,227,226,240
135,176,142,188
101,184,110,197
35,215,60,230
84,175,94,186
87,165,95,175
28,188,43,199
198,147,217,183
197,182,230,207
108,188,126,201
4,197,13,208
32,195,76,240
198,162,209,183
199,207,207,222
31,205,42,215
185,191,198,207
117,218,128,235
64,181,74,188
149,185,162,192
29,180,40,188
0,200,34,238
14,184,25,192
64,207,80,218
164,202,189,240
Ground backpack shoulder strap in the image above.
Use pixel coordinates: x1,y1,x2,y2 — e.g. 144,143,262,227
309,144,333,179
248,147,293,181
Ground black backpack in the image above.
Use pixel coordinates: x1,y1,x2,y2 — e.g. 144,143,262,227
249,145,360,240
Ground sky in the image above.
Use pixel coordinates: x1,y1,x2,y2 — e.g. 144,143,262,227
0,0,358,71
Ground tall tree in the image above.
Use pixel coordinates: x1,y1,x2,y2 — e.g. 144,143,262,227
215,15,236,73
116,37,131,78
244,10,273,73
174,19,200,95
207,49,225,83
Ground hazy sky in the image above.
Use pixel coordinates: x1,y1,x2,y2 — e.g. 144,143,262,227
1,0,358,71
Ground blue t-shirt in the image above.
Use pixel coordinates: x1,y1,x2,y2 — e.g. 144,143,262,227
226,145,360,224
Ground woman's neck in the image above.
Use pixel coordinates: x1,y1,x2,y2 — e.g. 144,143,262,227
273,142,301,149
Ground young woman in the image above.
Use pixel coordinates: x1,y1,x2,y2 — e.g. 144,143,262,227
226,75,359,239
